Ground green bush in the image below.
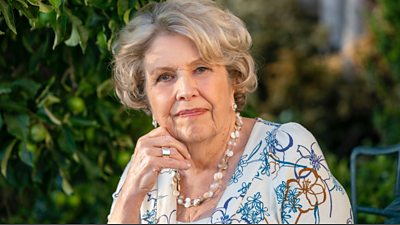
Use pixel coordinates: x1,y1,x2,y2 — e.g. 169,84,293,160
367,0,400,145
349,0,400,222
0,0,156,223
222,0,379,158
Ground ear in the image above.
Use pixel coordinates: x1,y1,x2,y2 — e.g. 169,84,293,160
229,69,243,92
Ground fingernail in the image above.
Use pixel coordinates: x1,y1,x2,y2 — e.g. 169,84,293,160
187,163,191,168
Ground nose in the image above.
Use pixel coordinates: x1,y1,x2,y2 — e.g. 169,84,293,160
175,70,198,101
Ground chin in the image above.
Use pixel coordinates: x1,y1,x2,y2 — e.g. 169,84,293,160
176,123,216,144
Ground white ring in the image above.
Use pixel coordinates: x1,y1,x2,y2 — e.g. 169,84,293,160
161,147,171,157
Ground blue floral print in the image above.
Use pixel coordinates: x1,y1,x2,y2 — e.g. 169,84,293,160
237,192,269,224
109,119,353,224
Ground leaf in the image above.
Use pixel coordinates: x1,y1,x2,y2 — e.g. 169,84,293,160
107,19,120,51
85,0,111,9
43,106,62,125
50,11,67,49
116,135,134,148
18,142,34,167
4,114,30,141
35,76,55,105
108,19,119,33
1,139,17,178
64,25,79,46
64,9,89,52
57,126,76,153
96,78,113,98
123,9,132,25
96,30,107,50
77,27,89,53
0,30,4,35
16,0,29,8
117,0,129,17
49,0,61,9
69,116,99,127
134,0,141,10
38,2,52,13
0,100,29,113
59,169,73,195
12,78,41,97
0,83,12,95
0,113,3,130
0,0,17,34
52,17,66,49
76,151,101,179
26,0,39,6
22,34,34,53
38,94,61,107
22,0,51,13
14,0,38,19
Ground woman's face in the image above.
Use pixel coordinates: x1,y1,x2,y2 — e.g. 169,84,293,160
143,34,235,144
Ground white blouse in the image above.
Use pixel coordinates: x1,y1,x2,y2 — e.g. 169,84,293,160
109,119,353,224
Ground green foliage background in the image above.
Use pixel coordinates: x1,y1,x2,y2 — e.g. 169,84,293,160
0,0,399,223
0,0,155,223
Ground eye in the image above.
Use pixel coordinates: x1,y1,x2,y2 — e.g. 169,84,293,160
194,66,210,74
156,73,174,83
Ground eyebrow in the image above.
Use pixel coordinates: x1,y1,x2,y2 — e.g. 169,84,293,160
148,58,210,76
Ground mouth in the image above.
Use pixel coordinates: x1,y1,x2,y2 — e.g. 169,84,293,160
174,108,208,118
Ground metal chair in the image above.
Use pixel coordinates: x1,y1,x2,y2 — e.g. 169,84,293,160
350,144,400,223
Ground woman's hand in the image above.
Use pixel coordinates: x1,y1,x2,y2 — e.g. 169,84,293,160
127,126,191,195
107,127,191,223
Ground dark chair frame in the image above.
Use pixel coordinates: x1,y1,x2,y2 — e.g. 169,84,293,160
350,144,400,223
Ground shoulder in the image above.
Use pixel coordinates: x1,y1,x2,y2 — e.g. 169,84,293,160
276,122,319,149
277,121,315,138
253,119,353,223
256,119,315,139
254,119,318,148
253,119,326,169
254,118,312,133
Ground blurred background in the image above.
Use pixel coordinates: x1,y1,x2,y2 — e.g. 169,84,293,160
0,0,399,223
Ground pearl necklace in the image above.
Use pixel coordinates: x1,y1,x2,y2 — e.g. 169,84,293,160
171,113,243,208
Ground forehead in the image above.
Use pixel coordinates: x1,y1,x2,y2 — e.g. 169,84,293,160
143,34,201,71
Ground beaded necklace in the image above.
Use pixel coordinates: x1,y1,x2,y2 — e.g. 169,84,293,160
172,113,243,208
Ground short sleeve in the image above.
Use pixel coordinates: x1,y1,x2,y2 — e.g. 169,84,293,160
272,122,353,224
107,160,132,222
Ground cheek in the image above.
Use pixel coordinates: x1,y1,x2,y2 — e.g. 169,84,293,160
205,80,233,106
147,88,174,117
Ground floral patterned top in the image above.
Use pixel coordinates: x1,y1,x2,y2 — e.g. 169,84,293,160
109,118,353,224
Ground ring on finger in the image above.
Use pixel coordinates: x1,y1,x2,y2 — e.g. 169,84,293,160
161,147,171,157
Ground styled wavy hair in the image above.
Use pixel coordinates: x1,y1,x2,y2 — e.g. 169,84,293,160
112,0,257,113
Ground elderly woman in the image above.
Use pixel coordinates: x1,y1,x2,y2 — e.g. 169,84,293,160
107,0,352,224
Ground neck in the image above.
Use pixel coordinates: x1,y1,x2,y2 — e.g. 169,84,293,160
185,115,236,172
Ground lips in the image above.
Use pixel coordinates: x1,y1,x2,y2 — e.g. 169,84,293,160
174,108,208,117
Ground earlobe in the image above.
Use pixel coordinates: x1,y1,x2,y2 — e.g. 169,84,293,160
232,102,238,112
152,116,158,128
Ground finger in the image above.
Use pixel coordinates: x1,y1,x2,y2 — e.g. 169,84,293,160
157,137,191,160
145,129,191,160
161,135,191,159
149,156,191,171
146,126,169,138
158,147,185,160
141,146,185,161
135,139,185,161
